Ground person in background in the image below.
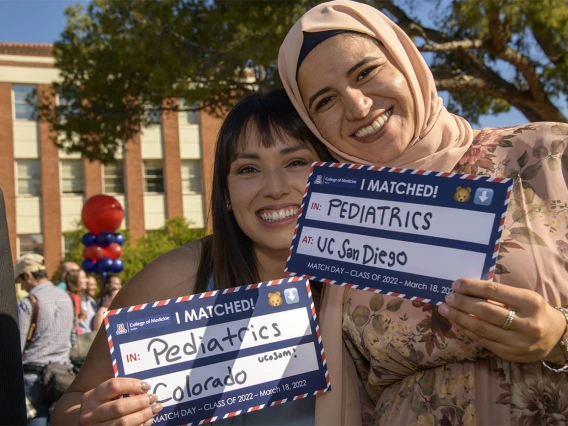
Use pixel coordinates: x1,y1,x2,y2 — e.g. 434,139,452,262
91,286,119,331
55,261,80,291
66,269,96,334
103,274,122,291
86,276,98,299
17,253,76,426
279,2,568,424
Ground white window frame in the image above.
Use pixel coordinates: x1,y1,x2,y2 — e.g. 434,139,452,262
16,159,41,196
13,84,36,121
103,161,125,194
143,160,164,193
181,160,203,194
60,159,85,195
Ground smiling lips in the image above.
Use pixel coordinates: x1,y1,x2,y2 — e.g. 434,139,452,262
354,108,392,138
258,206,300,222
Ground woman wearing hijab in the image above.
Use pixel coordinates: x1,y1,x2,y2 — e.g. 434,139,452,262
279,1,568,425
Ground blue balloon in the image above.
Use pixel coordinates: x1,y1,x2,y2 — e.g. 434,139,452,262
81,233,97,246
97,231,113,247
111,258,124,273
112,233,125,246
81,258,96,273
98,257,114,273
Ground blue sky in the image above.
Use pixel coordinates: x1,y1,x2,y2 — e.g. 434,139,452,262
0,0,552,128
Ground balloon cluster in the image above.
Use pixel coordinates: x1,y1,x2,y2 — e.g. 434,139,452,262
80,195,125,275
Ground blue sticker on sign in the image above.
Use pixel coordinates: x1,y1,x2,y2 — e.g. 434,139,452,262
285,163,514,305
105,277,329,425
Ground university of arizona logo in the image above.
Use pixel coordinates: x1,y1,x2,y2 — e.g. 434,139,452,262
314,175,323,185
116,323,127,335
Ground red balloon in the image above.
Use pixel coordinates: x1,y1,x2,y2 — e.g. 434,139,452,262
81,195,124,235
104,243,123,260
83,244,104,260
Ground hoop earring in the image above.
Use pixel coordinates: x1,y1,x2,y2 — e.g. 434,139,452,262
226,202,232,212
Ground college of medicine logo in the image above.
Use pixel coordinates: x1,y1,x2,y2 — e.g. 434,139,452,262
116,323,128,335
314,175,323,185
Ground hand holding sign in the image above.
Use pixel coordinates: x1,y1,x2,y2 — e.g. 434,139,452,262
439,278,567,365
77,378,160,426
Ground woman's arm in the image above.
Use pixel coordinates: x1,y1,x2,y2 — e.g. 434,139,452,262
51,241,202,424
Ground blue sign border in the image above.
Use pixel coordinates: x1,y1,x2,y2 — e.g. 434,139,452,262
104,277,329,425
285,163,514,305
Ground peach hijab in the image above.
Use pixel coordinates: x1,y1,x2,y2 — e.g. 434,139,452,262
278,0,473,172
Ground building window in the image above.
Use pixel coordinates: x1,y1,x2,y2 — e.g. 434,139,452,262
13,84,36,120
63,233,75,257
19,234,43,256
181,160,203,194
143,160,164,193
103,161,125,194
179,99,200,125
146,106,162,125
16,160,41,196
61,160,84,194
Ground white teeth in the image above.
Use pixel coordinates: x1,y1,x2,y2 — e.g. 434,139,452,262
260,207,300,222
355,109,391,138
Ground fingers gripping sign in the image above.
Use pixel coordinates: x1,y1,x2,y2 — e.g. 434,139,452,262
438,279,567,364
79,378,163,425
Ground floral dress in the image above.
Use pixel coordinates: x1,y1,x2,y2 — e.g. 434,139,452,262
342,123,568,426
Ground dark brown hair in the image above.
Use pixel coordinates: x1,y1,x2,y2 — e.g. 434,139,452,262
194,89,334,292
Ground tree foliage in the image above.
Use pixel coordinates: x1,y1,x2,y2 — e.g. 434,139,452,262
37,0,568,163
60,217,207,284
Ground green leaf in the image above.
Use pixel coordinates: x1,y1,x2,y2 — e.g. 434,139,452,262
551,140,565,155
562,155,568,172
386,298,404,312
548,157,560,171
370,293,384,311
518,150,529,167
372,314,389,335
551,125,568,136
509,227,547,246
532,146,548,159
495,263,510,274
521,164,541,180
352,306,370,327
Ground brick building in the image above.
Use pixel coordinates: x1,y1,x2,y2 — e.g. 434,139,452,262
0,43,222,275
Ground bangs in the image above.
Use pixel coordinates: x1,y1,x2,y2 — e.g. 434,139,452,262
233,117,310,160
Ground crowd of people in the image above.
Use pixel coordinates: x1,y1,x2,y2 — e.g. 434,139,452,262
16,254,121,425
16,1,568,425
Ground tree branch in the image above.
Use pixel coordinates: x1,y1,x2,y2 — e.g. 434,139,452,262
419,39,483,52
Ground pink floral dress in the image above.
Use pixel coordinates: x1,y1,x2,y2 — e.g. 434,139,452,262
342,123,568,425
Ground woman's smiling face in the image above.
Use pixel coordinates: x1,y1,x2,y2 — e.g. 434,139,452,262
227,124,319,254
297,33,415,164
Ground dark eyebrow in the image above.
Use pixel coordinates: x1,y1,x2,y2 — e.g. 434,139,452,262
346,56,380,78
308,87,331,111
308,56,380,111
233,145,309,161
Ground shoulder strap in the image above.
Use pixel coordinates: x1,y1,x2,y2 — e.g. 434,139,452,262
23,295,39,353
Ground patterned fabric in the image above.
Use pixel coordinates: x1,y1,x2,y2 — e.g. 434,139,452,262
342,123,568,425
19,281,77,365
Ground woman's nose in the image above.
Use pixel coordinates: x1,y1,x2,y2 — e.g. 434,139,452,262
343,87,372,121
262,170,290,199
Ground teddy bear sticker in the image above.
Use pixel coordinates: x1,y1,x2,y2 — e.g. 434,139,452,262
453,186,472,203
267,291,283,307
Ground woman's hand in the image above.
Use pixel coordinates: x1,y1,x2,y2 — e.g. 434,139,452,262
438,279,566,364
79,378,162,425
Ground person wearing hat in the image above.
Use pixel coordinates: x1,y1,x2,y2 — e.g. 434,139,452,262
16,253,77,426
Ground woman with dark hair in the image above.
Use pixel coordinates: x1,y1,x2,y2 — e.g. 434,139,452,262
51,89,334,425
278,2,568,425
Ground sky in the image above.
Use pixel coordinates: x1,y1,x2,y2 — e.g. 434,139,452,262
0,0,552,129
